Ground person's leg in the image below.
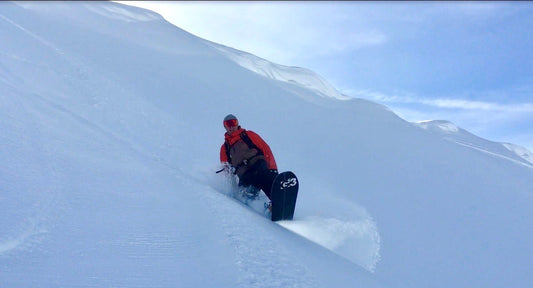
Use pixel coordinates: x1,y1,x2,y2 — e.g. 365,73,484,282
255,162,278,200
238,159,278,199
238,163,262,197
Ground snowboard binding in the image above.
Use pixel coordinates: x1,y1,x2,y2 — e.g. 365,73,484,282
240,185,261,200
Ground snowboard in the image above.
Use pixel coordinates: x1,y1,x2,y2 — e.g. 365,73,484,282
270,171,299,221
232,185,272,219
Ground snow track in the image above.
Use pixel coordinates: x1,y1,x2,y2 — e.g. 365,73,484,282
193,171,318,288
202,188,318,288
196,169,380,274
0,92,64,256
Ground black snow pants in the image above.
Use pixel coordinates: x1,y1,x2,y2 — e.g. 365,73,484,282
238,159,278,200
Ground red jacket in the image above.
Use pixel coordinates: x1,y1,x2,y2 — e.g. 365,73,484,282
220,128,277,170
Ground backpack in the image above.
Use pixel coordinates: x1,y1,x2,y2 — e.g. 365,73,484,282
224,130,263,165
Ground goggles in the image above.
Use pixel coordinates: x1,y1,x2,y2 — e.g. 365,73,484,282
223,119,239,128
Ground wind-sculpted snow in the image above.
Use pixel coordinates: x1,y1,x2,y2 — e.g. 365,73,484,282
16,1,163,23
85,3,163,22
1,2,532,288
209,43,351,101
503,143,533,164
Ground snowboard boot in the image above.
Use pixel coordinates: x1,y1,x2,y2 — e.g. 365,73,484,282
242,186,260,200
264,201,272,212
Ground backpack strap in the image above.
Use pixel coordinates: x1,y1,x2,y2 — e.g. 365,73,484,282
224,140,232,164
240,130,263,155
225,130,263,166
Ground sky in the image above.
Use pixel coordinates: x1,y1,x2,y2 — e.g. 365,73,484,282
118,1,533,152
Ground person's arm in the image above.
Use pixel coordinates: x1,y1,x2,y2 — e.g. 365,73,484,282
247,131,277,170
220,143,229,163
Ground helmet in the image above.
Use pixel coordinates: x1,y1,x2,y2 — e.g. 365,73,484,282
223,114,239,128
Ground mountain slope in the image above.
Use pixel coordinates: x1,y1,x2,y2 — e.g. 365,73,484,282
1,2,532,288
209,42,350,100
416,120,533,167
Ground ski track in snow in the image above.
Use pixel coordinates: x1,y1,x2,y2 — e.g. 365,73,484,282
197,175,319,288
193,168,380,275
0,13,63,56
0,220,48,255
0,94,64,256
452,139,533,169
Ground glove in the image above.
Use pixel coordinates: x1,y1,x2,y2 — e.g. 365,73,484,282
223,163,235,174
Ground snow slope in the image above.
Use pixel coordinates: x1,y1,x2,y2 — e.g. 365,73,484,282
209,43,351,101
416,120,533,167
1,2,532,288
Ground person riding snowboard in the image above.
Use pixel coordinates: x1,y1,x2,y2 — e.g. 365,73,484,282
220,114,278,200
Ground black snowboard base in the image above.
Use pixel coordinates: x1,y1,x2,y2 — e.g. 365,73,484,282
270,171,299,221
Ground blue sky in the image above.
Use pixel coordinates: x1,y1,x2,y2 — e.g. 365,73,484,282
120,1,533,151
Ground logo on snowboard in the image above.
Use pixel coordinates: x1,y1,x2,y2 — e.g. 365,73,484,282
280,177,297,190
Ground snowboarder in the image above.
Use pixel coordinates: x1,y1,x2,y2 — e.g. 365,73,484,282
220,114,278,200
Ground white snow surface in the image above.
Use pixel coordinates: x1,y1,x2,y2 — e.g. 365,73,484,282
416,120,533,167
209,43,351,101
1,2,532,288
